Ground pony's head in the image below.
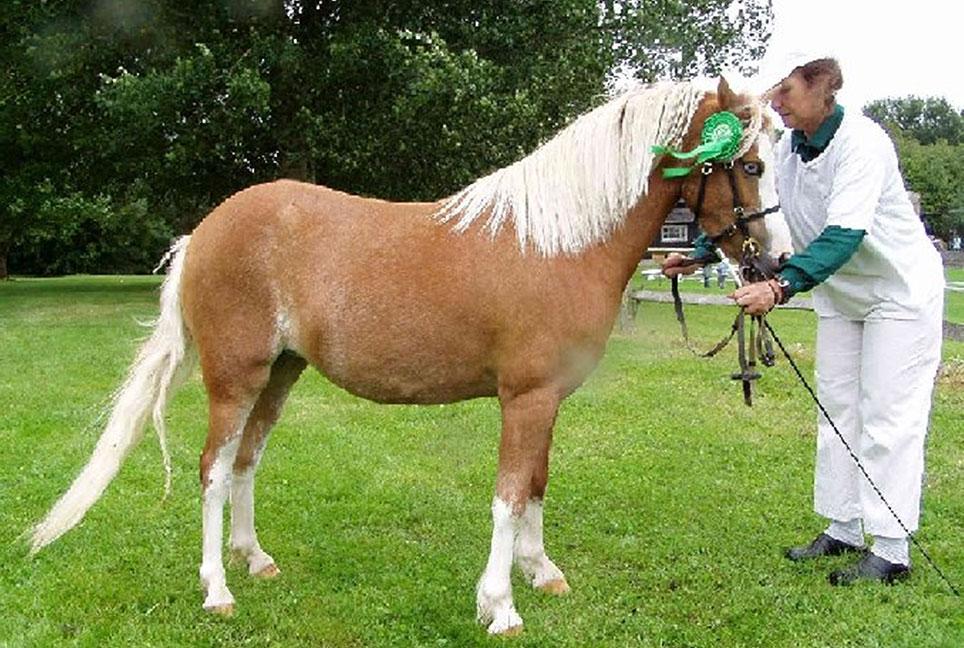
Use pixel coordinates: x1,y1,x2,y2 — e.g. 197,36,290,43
656,78,775,261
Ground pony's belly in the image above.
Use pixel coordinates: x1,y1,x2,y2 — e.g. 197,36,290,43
322,361,498,405
299,332,498,405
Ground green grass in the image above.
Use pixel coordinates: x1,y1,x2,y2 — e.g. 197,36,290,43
1,276,962,647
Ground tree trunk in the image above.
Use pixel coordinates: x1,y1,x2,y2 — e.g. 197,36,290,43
280,150,314,183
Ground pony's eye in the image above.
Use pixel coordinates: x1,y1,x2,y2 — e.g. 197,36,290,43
743,161,764,177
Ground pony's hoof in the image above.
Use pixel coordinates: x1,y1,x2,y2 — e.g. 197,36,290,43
485,608,524,636
253,563,280,579
536,578,570,596
204,603,235,617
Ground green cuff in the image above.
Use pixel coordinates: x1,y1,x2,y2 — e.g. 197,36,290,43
690,233,721,263
778,226,865,294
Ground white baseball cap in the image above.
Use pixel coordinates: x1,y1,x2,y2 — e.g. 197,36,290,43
754,49,837,96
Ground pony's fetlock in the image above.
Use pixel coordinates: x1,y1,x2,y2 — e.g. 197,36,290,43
229,544,277,577
484,604,524,636
518,554,568,593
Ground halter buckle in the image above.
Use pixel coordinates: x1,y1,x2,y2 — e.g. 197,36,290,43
732,205,745,217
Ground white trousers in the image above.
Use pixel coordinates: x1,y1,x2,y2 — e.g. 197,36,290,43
813,295,943,537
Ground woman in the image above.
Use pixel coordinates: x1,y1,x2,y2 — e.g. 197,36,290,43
665,52,945,585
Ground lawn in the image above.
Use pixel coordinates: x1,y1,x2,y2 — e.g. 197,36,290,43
1,276,961,647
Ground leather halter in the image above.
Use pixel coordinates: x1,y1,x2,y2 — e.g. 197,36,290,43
670,158,782,406
690,160,780,247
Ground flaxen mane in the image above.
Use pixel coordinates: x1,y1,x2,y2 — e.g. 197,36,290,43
437,81,762,256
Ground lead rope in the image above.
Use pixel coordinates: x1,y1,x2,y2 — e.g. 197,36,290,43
671,273,741,357
763,319,960,597
670,241,773,405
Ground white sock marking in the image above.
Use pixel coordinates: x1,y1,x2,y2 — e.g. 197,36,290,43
477,497,523,634
200,437,241,609
229,444,276,575
514,499,566,588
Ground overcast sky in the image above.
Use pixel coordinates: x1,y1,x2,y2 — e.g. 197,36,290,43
765,0,962,110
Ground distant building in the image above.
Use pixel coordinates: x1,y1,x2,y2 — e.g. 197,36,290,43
650,200,699,255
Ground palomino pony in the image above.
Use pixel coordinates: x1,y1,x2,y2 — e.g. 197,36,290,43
30,79,774,635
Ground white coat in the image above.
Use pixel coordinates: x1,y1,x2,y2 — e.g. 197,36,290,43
774,110,944,538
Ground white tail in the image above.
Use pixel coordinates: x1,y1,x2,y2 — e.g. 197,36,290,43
30,236,195,553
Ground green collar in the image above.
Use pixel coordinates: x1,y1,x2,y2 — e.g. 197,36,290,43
791,104,844,162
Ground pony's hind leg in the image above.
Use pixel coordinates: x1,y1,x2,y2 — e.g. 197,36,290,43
198,359,275,615
229,352,306,579
477,387,561,636
199,399,251,614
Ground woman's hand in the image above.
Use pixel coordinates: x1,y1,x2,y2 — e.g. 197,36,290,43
730,279,782,315
661,253,700,278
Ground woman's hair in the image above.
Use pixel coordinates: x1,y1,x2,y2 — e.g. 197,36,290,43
796,58,843,108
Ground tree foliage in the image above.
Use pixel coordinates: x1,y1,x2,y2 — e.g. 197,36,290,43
2,0,774,276
864,96,963,145
604,0,773,81
863,96,964,238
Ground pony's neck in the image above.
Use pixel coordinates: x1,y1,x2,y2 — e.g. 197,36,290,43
584,175,681,293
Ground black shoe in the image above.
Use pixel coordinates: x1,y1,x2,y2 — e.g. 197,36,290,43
785,533,865,562
828,553,910,586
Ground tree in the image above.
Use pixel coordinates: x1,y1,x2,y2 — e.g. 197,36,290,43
891,132,964,238
864,96,963,145
603,0,774,81
1,0,177,277
1,0,774,277
863,96,964,239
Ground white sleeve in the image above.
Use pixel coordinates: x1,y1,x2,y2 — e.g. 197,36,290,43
825,132,886,233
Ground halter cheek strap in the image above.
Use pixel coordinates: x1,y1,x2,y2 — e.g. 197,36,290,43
654,108,784,405
652,109,779,247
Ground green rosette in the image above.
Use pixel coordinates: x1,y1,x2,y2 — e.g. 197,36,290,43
651,110,744,177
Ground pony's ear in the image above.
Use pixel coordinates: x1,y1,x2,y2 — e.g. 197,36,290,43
717,76,754,122
716,76,739,110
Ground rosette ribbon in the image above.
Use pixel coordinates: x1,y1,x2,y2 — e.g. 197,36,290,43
651,111,744,178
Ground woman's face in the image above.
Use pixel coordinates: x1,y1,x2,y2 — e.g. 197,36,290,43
769,72,830,135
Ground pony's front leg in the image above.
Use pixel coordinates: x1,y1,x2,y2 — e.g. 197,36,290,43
478,497,524,635
477,387,560,636
515,498,569,594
